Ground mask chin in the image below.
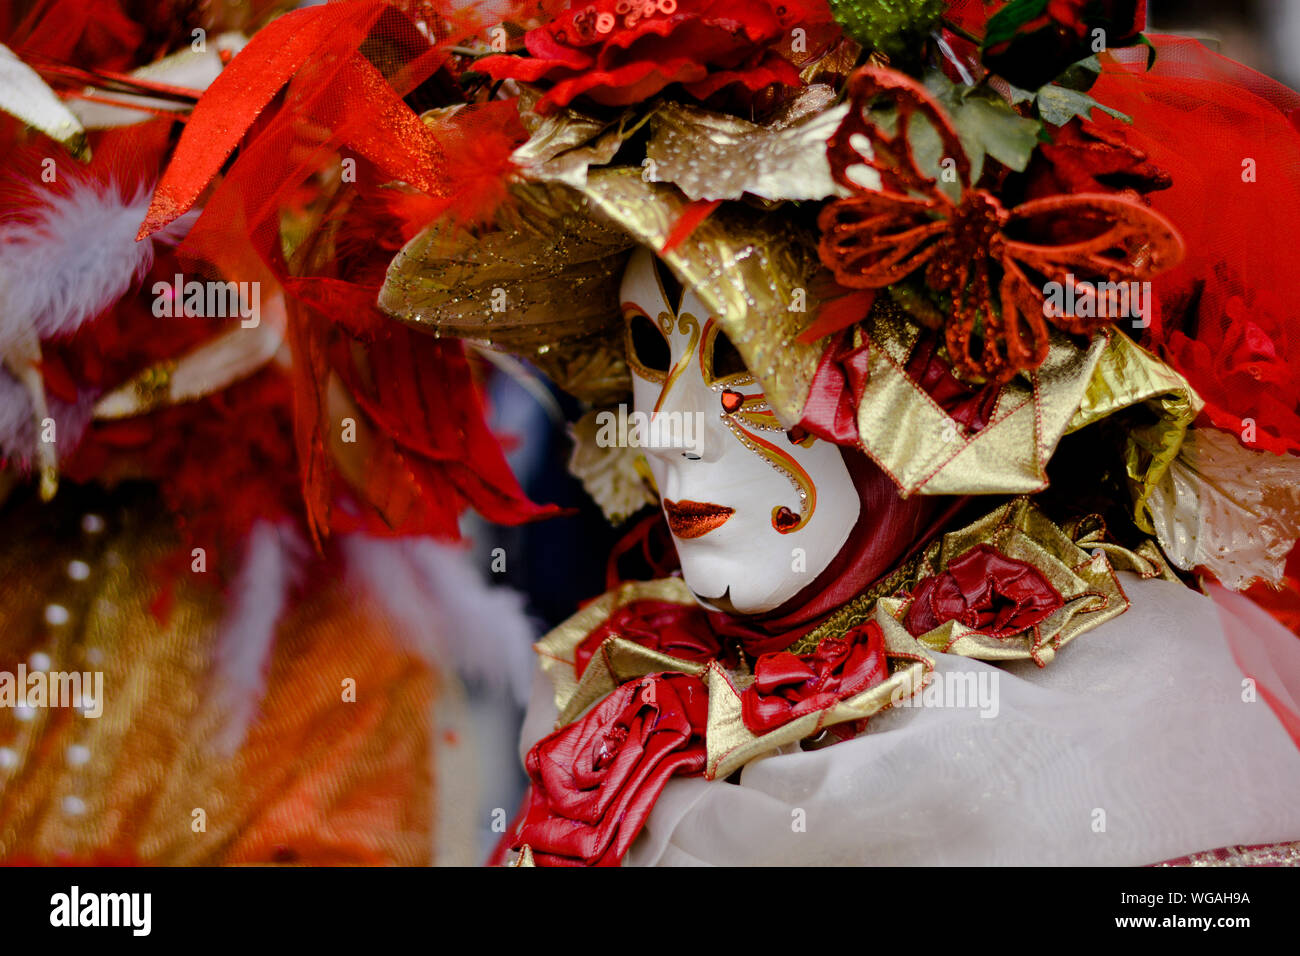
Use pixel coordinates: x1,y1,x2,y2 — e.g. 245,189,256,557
680,552,826,616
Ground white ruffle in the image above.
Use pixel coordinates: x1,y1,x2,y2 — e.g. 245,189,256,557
520,573,1300,865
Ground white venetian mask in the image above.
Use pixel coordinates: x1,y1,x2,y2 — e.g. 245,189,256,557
620,247,861,615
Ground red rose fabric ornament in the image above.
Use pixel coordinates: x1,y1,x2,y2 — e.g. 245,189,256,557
513,672,708,866
575,599,725,677
1022,118,1171,201
982,0,1147,90
476,0,832,114
1159,291,1300,456
904,543,1064,638
740,620,888,735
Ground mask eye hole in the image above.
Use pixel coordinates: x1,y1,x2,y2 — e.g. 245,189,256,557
625,311,671,379
709,330,747,380
701,321,755,387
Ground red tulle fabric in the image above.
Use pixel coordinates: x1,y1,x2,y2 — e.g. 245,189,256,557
1091,37,1300,457
1208,582,1300,752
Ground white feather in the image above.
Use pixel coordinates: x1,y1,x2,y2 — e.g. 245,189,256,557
0,363,95,468
209,521,307,755
342,534,537,705
0,178,196,357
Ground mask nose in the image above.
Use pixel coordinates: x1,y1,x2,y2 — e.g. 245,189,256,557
642,374,725,464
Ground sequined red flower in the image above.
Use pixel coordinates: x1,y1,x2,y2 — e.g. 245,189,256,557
740,620,888,735
476,0,833,114
512,672,708,866
903,544,1063,638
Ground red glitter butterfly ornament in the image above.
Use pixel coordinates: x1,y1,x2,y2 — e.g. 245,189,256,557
817,66,1185,384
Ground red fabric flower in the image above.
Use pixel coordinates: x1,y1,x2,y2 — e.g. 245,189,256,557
740,620,888,736
1156,290,1300,456
904,544,1063,638
514,672,708,866
983,0,1146,90
575,599,724,677
1023,118,1171,201
477,0,832,114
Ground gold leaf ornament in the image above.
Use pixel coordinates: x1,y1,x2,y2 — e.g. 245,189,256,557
0,43,88,160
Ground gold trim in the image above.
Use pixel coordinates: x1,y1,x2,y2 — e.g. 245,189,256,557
534,577,699,718
654,311,700,414
704,599,933,780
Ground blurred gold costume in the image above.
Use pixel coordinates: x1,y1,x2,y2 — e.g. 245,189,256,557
0,488,448,865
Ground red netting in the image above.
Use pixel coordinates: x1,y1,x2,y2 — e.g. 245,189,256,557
1093,36,1300,456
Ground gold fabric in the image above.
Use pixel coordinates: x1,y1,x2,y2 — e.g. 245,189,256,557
578,169,830,426
379,165,833,423
378,177,635,404
894,497,1155,667
534,577,699,722
511,89,648,190
703,610,932,781
0,492,439,865
644,87,850,202
0,43,89,160
853,295,1202,498
1067,327,1202,531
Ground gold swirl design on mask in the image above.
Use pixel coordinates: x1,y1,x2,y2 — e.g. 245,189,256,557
719,410,817,534
698,317,816,532
654,311,700,413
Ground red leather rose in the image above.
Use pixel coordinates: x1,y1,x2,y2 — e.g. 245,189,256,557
477,0,832,114
983,0,1146,90
514,672,707,866
740,620,888,736
904,543,1063,638
574,599,724,677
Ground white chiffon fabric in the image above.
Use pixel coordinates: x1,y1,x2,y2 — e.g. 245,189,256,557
518,573,1300,865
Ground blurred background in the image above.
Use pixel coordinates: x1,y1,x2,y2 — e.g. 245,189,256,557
1151,0,1300,88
